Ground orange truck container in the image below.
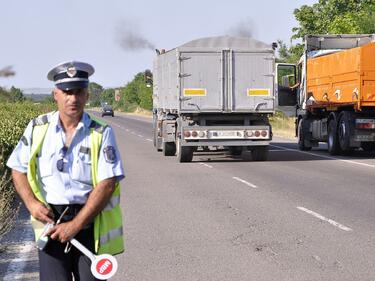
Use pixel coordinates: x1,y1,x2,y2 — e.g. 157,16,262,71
277,34,375,155
307,42,375,111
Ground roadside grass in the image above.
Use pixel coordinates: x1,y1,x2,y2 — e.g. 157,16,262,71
270,111,296,139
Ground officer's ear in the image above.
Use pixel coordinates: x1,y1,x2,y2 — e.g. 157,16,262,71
53,88,58,102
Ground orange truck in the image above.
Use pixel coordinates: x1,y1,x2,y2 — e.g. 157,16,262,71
276,34,375,154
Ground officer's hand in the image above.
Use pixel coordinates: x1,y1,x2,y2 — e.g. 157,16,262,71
48,221,80,243
29,201,54,224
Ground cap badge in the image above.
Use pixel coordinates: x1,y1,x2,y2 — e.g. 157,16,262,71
67,66,77,78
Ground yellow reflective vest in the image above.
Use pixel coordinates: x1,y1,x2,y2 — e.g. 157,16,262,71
27,112,124,255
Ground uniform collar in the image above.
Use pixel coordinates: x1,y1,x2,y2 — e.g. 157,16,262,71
53,111,91,132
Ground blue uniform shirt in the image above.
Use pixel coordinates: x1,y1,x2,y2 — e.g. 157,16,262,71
7,111,125,205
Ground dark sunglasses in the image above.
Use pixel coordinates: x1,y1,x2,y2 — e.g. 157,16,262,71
56,146,68,172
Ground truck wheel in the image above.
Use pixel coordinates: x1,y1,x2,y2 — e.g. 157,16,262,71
163,141,176,156
328,119,341,155
176,138,193,162
298,119,312,151
228,146,243,155
251,146,269,161
338,112,353,153
361,142,375,152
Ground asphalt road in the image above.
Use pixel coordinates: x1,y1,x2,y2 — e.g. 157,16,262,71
2,111,375,280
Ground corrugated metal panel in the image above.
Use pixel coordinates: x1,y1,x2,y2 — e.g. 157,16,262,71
153,50,179,110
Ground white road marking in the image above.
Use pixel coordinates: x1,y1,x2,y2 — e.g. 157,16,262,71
297,206,353,232
269,149,287,152
138,135,144,138
199,163,213,169
126,129,130,132
271,144,375,169
146,139,153,142
232,177,258,188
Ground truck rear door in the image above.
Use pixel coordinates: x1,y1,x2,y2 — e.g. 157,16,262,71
179,52,223,112
230,51,274,112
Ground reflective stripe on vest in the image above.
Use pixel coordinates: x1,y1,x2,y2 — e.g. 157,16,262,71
103,195,120,211
28,112,124,255
100,226,123,245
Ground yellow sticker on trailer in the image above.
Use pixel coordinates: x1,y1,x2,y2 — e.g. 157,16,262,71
183,88,207,96
247,89,270,96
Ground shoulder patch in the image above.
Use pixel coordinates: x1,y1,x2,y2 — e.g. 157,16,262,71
103,146,116,163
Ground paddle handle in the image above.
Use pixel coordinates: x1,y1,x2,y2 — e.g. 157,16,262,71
70,238,96,261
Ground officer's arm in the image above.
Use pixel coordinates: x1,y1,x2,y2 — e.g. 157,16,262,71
73,177,116,228
49,177,116,242
11,170,54,223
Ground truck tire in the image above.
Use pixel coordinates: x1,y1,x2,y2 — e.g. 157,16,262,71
176,138,193,162
163,141,176,156
338,112,353,153
298,119,312,151
328,118,341,155
228,146,243,155
251,146,269,161
361,142,375,152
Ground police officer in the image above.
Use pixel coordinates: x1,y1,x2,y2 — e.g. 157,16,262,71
7,61,125,281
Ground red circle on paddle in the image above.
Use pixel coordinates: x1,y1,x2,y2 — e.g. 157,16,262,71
96,258,113,275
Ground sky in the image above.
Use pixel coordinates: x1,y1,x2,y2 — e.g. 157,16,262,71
0,0,316,90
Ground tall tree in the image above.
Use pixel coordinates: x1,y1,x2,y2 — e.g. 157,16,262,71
88,82,104,106
293,0,375,40
278,0,375,63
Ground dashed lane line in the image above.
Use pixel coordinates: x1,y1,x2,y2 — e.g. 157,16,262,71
297,206,353,232
232,177,258,189
199,163,213,169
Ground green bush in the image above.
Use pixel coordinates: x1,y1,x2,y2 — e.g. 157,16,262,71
0,102,55,241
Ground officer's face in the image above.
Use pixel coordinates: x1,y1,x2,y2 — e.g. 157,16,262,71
54,88,88,118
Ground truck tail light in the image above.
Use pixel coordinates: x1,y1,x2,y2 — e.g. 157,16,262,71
184,131,191,138
254,131,260,137
261,130,268,137
356,119,375,129
192,131,198,137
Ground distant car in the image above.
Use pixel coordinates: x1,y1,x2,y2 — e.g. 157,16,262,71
101,104,114,117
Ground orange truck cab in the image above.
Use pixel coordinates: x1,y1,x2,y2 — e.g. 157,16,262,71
276,34,375,155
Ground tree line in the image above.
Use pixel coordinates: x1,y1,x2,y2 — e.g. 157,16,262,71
88,71,152,111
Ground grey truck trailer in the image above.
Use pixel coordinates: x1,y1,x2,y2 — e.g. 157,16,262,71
152,36,276,162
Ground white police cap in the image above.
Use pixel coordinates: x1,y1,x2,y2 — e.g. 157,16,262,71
47,61,95,91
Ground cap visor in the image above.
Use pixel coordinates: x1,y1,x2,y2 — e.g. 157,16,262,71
56,81,89,91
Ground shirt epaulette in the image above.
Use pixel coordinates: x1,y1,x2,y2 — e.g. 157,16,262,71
89,118,107,134
32,113,51,126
